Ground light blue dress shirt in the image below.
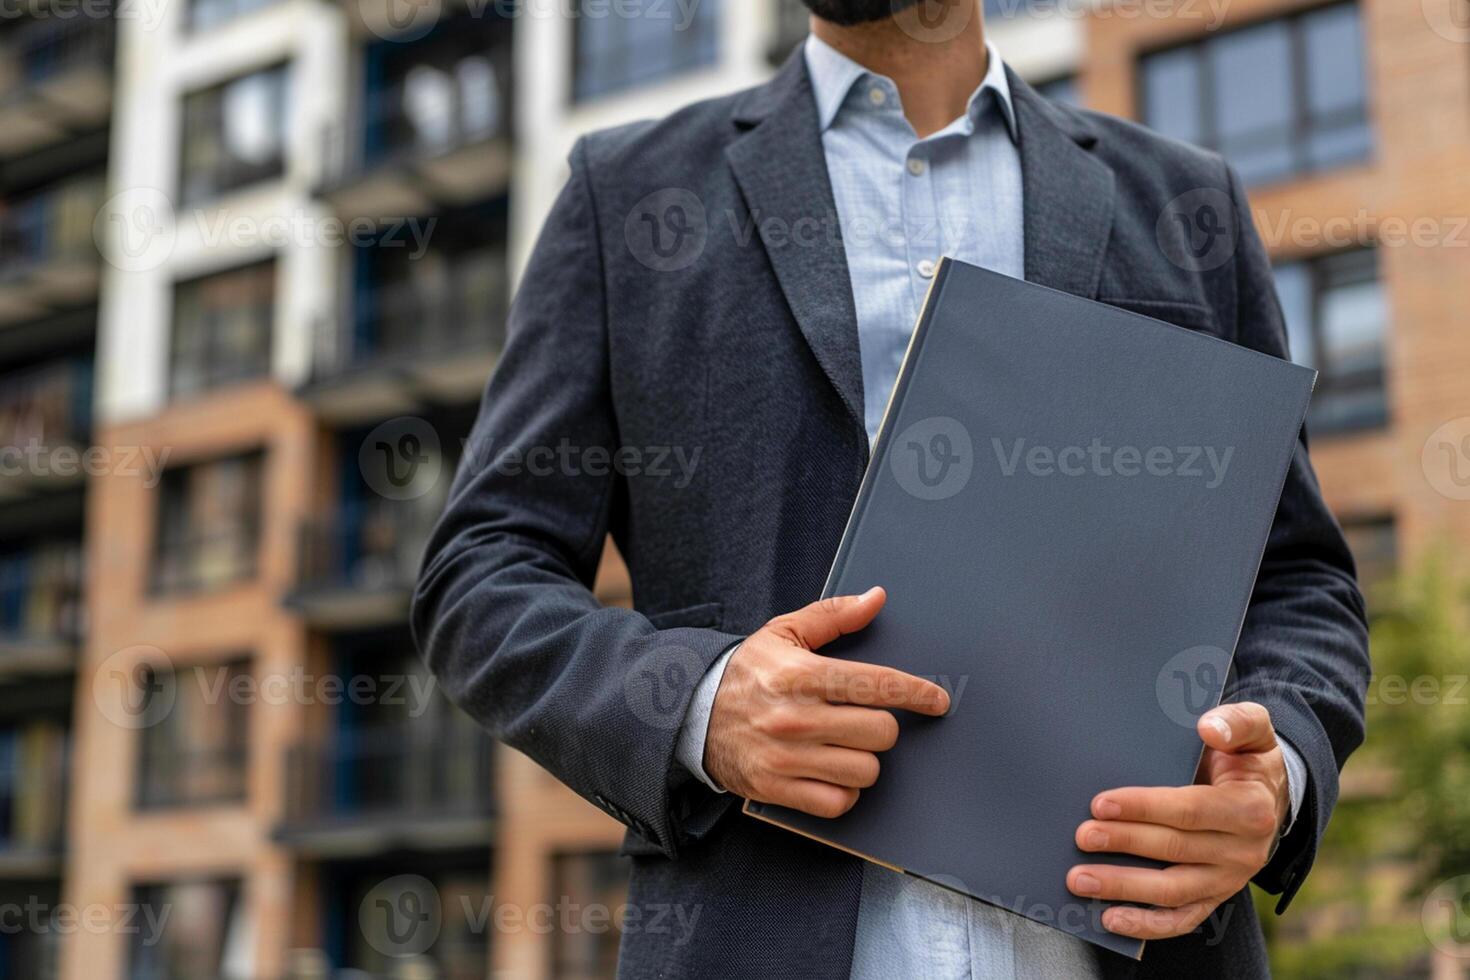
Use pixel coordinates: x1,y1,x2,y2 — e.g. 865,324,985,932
676,33,1307,978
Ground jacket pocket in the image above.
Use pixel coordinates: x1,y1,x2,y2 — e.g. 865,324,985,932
645,601,723,631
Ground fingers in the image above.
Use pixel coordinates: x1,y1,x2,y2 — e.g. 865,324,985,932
771,588,886,650
1091,783,1278,837
1101,902,1218,940
1067,863,1222,909
762,777,860,820
1198,701,1277,755
767,745,881,789
1075,819,1234,865
817,657,950,716
808,704,901,752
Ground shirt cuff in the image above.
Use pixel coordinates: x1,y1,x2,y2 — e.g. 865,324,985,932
1278,732,1308,835
675,642,740,793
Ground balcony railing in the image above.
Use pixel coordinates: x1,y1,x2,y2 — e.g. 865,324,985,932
135,743,248,809
0,543,83,669
0,723,67,859
315,253,507,380
0,359,92,455
295,499,437,601
321,50,511,189
282,722,494,827
8,13,114,89
0,175,105,279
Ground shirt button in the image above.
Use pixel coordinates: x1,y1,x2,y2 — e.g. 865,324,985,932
917,259,937,279
868,86,887,106
906,158,927,177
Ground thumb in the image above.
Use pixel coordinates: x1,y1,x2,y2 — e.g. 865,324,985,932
777,587,886,650
1198,702,1278,755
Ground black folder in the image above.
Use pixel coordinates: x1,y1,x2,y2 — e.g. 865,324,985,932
745,258,1315,959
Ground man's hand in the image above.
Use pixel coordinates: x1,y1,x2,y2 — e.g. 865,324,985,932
704,587,950,818
1067,702,1291,940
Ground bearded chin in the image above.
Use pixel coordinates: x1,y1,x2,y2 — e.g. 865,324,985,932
797,0,927,27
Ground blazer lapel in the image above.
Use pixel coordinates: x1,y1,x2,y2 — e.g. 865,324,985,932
1009,69,1116,300
726,53,867,444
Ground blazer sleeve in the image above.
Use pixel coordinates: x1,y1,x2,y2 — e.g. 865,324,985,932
1221,162,1371,912
411,137,742,857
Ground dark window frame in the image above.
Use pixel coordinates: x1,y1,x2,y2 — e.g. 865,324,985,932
129,877,244,980
1279,248,1388,436
134,658,251,810
178,62,290,206
150,451,266,596
169,258,276,401
1136,0,1372,187
570,0,722,103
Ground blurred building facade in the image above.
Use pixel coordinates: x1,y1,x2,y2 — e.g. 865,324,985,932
0,0,1463,977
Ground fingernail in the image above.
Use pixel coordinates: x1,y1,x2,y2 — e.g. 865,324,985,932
1074,872,1101,896
1095,797,1122,819
1086,829,1109,850
1207,714,1233,744
936,690,951,713
861,586,881,600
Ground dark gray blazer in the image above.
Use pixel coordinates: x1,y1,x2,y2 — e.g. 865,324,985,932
413,51,1370,979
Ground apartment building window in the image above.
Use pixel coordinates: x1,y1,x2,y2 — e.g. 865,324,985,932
1139,2,1370,185
1274,249,1388,434
1341,515,1396,610
190,0,279,31
171,261,275,399
130,879,248,980
152,453,264,594
0,716,68,854
136,659,249,808
1036,75,1080,106
550,851,631,980
572,0,721,102
180,65,289,205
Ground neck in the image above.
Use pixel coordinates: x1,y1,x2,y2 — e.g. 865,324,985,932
810,2,988,139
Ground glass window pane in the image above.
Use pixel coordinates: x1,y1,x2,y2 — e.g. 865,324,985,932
574,0,721,101
1209,21,1295,182
1273,262,1315,369
1141,49,1203,145
1320,277,1386,377
1303,3,1367,118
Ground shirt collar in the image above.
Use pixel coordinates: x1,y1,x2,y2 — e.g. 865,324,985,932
803,32,1018,143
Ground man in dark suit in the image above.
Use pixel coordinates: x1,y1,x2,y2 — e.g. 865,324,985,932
413,1,1369,975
